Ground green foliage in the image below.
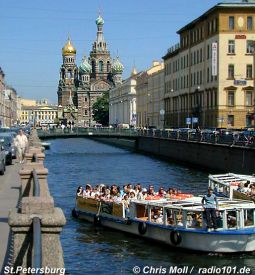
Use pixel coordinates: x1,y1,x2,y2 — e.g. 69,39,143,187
92,92,109,126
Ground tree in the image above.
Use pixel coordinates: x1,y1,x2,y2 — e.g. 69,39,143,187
92,92,109,126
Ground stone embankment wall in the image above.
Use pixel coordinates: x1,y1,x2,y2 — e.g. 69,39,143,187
8,130,66,275
136,137,255,174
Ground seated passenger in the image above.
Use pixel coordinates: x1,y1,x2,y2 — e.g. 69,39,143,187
158,187,165,198
83,184,92,197
148,185,155,196
113,192,122,203
137,188,147,200
76,186,83,197
129,191,136,200
155,209,163,224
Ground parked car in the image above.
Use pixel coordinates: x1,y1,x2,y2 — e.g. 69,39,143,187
0,133,14,165
0,139,6,175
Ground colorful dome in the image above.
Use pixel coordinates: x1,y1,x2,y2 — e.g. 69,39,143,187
112,56,124,74
131,67,137,76
79,56,92,74
62,37,76,56
96,15,104,25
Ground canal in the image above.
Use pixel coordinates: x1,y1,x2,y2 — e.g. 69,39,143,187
44,138,255,275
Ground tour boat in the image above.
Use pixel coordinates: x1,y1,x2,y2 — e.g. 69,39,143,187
209,173,255,202
72,195,255,253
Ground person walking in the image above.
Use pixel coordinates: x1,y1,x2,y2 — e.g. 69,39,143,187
202,187,219,230
15,129,28,163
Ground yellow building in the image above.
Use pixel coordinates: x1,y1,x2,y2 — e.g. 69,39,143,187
136,61,164,128
164,0,255,129
20,99,59,126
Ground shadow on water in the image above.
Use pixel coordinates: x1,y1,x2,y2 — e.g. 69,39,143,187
44,138,255,275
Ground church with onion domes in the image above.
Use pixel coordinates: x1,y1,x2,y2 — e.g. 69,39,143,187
57,14,124,126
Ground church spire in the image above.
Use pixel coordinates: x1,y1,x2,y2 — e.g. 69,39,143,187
93,14,107,51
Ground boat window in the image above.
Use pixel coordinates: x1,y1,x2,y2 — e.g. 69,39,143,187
151,207,164,224
136,204,148,221
186,211,203,229
166,209,183,227
244,209,254,227
227,210,237,229
215,211,224,229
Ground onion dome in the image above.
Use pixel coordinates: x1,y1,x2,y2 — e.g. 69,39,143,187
79,56,92,74
112,56,124,74
62,37,76,56
96,15,104,25
131,67,137,76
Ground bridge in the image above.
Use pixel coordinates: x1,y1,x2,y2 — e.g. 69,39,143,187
37,127,254,147
37,127,255,175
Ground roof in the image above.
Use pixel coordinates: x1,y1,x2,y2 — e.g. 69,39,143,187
177,0,255,34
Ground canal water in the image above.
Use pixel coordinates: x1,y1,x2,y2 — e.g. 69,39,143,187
44,138,255,275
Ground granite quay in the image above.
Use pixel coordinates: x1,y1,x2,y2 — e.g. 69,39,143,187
0,130,66,275
37,127,255,174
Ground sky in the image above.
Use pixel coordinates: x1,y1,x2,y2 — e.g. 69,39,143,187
0,0,226,104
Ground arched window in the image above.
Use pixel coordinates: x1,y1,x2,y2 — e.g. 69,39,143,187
67,70,72,79
99,61,103,73
107,61,111,72
91,60,96,73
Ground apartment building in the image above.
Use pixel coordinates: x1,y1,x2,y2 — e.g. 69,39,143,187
164,0,255,128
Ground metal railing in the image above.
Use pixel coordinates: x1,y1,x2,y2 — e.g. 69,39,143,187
37,127,255,148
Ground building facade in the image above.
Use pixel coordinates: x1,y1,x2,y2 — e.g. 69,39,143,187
57,15,123,126
136,62,165,128
20,100,59,126
0,67,5,127
164,0,255,129
4,86,18,127
109,69,137,126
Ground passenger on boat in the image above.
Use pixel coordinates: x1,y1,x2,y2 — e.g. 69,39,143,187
83,184,92,198
202,187,219,230
134,184,141,196
154,209,163,224
113,192,122,203
148,185,156,196
158,187,165,197
76,186,83,197
129,191,136,200
137,188,147,200
122,194,130,216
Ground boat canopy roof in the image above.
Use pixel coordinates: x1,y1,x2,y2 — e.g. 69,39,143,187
209,173,255,186
131,196,255,211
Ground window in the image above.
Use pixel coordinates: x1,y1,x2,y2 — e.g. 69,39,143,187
229,16,235,30
228,91,235,106
85,97,87,102
247,16,253,30
228,40,235,54
227,115,234,127
207,44,210,59
247,40,254,54
84,110,88,116
228,64,235,79
107,61,111,72
246,64,253,79
91,60,96,73
246,91,253,106
99,61,103,73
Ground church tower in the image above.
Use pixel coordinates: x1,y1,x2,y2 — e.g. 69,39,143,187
58,37,78,107
89,15,112,81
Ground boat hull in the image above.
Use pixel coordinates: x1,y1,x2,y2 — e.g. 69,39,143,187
74,208,255,253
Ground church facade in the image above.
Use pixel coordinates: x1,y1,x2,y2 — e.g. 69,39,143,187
57,15,123,126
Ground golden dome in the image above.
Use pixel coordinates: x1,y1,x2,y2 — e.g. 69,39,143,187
62,37,76,56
